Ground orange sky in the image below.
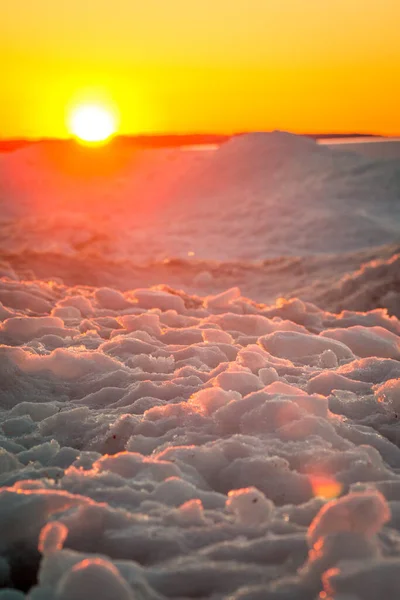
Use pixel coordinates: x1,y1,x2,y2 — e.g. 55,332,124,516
2,0,400,138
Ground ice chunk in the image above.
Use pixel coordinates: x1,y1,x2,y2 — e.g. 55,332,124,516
260,331,354,361
94,452,144,478
374,378,400,412
208,313,305,336
226,487,274,526
39,521,68,555
263,381,307,396
307,371,371,396
95,288,131,310
118,313,161,337
56,558,133,600
308,490,390,547
10,402,61,422
0,316,72,343
189,387,240,415
236,345,273,372
1,415,36,436
58,295,93,317
212,370,263,396
8,346,123,379
317,349,338,368
321,326,400,360
17,440,60,466
0,289,51,313
132,289,185,313
173,499,206,526
202,328,234,344
258,367,279,385
51,306,82,321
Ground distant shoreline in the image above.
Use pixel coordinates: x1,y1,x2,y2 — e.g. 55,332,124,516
0,132,389,154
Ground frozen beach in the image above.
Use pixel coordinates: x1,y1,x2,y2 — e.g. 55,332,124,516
0,132,400,599
1,133,399,313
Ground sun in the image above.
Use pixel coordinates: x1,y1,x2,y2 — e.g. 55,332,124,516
68,104,117,144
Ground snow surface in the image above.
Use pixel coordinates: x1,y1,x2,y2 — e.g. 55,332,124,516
1,132,400,598
1,132,400,262
0,279,400,598
1,132,400,319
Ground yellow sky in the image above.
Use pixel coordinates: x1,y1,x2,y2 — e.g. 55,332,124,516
2,0,399,137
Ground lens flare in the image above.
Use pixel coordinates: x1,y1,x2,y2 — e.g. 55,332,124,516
68,104,117,144
309,476,343,500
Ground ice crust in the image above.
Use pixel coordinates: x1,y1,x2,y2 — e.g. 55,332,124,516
0,276,400,599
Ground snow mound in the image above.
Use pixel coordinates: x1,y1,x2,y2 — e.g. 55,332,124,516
1,133,400,262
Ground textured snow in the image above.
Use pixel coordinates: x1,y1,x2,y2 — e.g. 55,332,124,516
0,277,399,598
0,132,400,598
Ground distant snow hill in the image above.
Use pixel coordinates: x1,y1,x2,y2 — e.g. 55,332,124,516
166,131,400,259
0,131,399,262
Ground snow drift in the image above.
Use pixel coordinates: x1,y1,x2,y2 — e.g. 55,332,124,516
1,132,399,261
1,132,399,319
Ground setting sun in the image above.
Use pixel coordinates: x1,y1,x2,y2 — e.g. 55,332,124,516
68,104,117,144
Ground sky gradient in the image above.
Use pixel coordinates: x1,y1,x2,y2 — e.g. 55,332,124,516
2,0,400,138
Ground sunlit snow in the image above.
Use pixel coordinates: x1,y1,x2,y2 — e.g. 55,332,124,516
0,132,400,599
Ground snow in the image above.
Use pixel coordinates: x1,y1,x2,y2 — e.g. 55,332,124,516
226,487,274,526
307,490,390,547
55,558,135,600
0,276,399,597
0,132,400,597
0,132,399,317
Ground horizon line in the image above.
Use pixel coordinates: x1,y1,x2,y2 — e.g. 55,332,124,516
0,130,396,144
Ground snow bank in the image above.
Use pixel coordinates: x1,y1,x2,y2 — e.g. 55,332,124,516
1,133,400,325
0,276,399,598
1,133,400,264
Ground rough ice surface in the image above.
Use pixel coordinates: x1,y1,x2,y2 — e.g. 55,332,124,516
1,132,400,598
0,277,399,599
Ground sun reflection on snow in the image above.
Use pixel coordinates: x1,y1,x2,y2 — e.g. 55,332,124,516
309,475,343,500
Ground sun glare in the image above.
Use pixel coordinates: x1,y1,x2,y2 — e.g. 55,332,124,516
68,104,117,144
309,476,343,500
